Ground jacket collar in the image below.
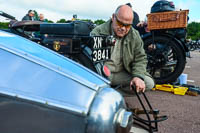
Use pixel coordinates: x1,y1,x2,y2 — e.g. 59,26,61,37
99,19,113,35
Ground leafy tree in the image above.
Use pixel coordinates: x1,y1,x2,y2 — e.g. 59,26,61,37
0,22,9,29
195,31,200,40
94,19,105,25
47,20,54,23
187,22,200,40
56,19,67,23
79,19,93,23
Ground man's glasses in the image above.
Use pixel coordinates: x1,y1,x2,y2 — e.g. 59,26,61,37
115,15,132,28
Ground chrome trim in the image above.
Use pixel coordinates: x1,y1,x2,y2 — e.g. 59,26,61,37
0,88,91,115
87,87,128,133
116,108,132,128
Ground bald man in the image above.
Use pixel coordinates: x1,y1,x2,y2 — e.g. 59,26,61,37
91,5,154,93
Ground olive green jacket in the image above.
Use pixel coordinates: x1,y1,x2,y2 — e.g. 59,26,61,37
90,19,148,80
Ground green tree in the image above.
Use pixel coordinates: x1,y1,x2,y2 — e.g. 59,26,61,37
79,19,93,23
187,22,200,40
56,19,67,23
194,31,200,40
46,20,54,23
0,22,9,29
94,19,105,25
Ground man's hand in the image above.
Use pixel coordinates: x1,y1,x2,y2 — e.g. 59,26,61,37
136,21,146,27
130,77,146,92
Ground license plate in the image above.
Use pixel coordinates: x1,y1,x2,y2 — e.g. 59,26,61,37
92,36,111,62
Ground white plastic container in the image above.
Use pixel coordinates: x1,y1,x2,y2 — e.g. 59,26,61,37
178,73,188,85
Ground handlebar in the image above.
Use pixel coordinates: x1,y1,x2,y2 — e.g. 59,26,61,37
0,11,16,20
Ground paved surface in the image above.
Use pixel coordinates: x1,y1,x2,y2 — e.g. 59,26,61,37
126,51,200,133
184,51,200,86
130,127,148,133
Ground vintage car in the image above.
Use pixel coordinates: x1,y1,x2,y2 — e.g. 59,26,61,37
0,30,133,133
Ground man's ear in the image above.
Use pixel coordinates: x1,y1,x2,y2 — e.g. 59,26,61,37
112,14,115,21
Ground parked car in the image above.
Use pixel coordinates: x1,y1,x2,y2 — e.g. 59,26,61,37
0,30,133,133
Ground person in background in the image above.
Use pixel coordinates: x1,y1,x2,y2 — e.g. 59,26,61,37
33,13,48,38
126,3,140,29
22,10,36,21
90,4,154,93
39,13,48,22
126,3,147,35
72,14,77,21
39,13,44,21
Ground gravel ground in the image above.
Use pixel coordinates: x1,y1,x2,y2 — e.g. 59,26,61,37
126,51,200,133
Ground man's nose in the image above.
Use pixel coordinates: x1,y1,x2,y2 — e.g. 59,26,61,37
120,26,126,31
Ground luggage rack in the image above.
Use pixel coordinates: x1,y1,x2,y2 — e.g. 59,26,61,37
147,10,189,31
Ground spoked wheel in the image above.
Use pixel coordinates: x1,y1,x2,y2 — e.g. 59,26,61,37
143,36,186,84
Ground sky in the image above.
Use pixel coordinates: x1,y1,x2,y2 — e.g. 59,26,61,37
0,0,199,23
